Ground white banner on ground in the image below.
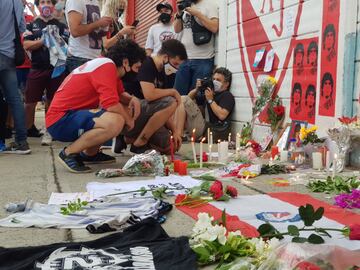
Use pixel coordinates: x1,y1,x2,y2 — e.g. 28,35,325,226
86,175,200,199
48,192,94,205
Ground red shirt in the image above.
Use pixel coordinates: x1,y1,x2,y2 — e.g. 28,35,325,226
46,58,124,128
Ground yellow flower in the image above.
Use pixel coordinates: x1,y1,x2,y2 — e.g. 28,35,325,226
268,76,277,85
300,127,307,140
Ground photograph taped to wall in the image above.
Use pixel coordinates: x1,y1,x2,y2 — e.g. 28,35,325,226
275,123,291,151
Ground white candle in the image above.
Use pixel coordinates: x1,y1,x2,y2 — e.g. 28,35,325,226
218,141,229,163
200,137,205,168
207,128,210,144
332,154,338,178
228,133,231,143
192,128,196,141
210,132,213,145
191,137,197,164
209,144,212,162
280,151,288,162
235,147,240,159
312,152,323,170
269,157,274,166
217,139,221,156
325,151,330,174
235,133,240,149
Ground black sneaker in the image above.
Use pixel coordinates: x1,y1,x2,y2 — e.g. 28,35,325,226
27,125,43,138
2,141,31,154
111,135,127,154
79,151,116,164
5,127,13,139
58,149,92,173
130,144,149,154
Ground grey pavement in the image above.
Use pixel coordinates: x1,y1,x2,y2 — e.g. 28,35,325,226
0,112,358,268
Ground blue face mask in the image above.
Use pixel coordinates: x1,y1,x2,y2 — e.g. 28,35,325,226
55,2,64,11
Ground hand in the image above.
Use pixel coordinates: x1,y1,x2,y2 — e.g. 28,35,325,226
128,96,141,121
184,7,201,17
195,79,202,90
26,2,35,12
120,25,136,36
172,131,182,151
96,17,112,28
171,90,182,106
205,88,214,101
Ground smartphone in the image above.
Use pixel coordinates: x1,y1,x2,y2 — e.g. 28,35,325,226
131,19,139,27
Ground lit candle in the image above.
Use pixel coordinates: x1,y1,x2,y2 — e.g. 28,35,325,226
209,144,212,162
228,133,231,143
191,137,197,164
200,137,205,168
312,152,323,170
217,139,221,157
236,133,240,149
332,154,338,179
235,147,240,159
192,128,196,141
210,132,213,145
207,128,210,144
170,136,174,162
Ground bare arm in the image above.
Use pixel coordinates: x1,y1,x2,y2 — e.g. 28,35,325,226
173,14,183,33
23,39,43,51
141,81,180,103
103,26,136,50
188,79,201,99
208,102,230,121
67,11,112,38
185,8,219,34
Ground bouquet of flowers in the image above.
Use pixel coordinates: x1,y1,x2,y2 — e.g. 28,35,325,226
190,212,280,269
339,116,360,136
240,122,252,146
253,76,277,116
96,150,165,178
299,126,325,145
334,189,360,209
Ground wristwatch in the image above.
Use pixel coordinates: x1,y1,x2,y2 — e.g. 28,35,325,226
207,99,214,105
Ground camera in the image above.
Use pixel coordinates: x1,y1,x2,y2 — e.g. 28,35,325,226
198,77,214,93
177,0,192,11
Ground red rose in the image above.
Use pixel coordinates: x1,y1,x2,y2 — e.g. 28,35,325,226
202,152,208,162
226,185,238,198
274,105,285,117
209,180,224,200
349,224,360,240
295,261,321,270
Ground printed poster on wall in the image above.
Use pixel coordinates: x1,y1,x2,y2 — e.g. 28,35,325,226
290,37,319,124
319,0,340,116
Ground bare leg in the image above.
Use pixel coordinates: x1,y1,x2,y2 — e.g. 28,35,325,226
133,101,177,147
25,102,36,129
173,101,186,137
65,112,125,155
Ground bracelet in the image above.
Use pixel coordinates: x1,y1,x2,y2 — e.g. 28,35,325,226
175,13,183,20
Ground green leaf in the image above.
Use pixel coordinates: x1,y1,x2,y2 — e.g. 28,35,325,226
308,234,325,244
257,223,276,236
217,195,231,202
292,237,308,243
299,204,315,226
313,207,324,221
221,209,227,228
81,201,88,206
288,225,299,236
192,246,211,263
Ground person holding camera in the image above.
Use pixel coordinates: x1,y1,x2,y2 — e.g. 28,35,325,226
173,0,219,95
177,67,235,141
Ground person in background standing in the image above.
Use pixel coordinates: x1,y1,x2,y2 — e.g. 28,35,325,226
65,0,112,72
0,0,31,154
145,2,178,57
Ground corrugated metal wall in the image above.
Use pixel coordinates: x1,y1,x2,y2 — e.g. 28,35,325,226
134,0,164,47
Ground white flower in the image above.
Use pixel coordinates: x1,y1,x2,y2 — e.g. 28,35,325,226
207,224,227,245
193,213,214,234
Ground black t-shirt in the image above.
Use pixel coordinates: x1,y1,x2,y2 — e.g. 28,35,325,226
0,218,197,270
137,57,173,89
24,17,68,70
123,71,145,99
207,90,235,123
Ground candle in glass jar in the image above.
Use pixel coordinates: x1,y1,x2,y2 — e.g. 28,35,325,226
312,152,323,170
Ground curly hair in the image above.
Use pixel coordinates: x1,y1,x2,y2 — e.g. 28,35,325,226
321,72,334,97
307,41,318,64
104,39,146,67
213,67,232,90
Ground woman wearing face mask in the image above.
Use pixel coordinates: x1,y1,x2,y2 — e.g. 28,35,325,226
145,2,179,57
53,0,67,25
102,0,136,51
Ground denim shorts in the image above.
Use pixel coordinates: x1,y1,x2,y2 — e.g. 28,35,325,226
48,109,105,142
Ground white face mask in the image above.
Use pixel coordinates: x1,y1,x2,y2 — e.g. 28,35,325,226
213,80,223,92
164,63,178,76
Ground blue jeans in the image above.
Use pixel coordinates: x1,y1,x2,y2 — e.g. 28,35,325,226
0,53,27,143
174,58,214,95
66,55,91,73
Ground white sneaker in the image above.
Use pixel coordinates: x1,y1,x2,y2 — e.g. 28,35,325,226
41,130,52,146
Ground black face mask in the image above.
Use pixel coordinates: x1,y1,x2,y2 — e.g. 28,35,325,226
159,13,171,24
117,9,124,18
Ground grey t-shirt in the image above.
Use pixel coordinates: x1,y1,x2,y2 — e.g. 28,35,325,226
180,0,218,59
0,0,26,58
